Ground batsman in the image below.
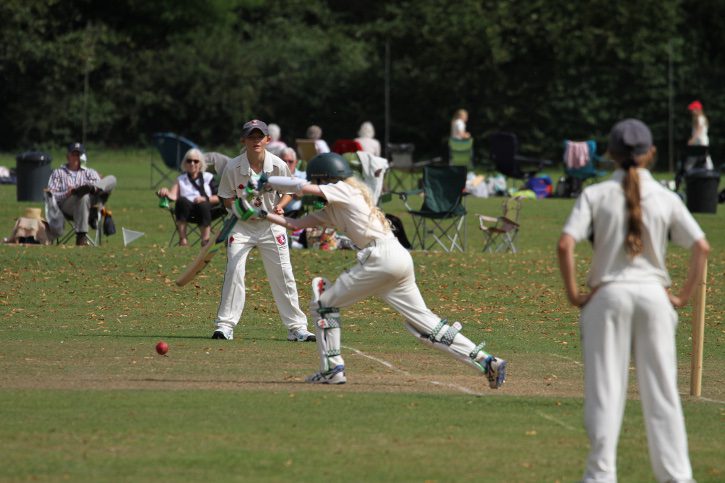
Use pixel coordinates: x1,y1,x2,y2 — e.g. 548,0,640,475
260,153,507,387
211,119,315,343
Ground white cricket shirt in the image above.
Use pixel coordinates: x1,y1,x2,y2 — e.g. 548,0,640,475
307,181,395,248
218,151,291,214
562,169,705,288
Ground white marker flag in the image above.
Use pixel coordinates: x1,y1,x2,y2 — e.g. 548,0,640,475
122,227,145,247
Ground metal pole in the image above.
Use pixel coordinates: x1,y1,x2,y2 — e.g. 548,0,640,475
83,64,89,146
384,39,390,159
668,40,674,173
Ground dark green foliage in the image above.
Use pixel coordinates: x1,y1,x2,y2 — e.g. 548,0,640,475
0,0,722,167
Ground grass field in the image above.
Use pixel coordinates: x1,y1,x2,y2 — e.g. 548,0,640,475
0,149,723,482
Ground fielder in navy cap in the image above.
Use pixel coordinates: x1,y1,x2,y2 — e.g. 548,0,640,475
240,120,269,138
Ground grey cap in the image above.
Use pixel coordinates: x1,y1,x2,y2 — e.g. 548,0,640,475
607,119,652,156
240,119,269,138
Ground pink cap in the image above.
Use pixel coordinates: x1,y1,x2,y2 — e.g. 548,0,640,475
688,100,703,111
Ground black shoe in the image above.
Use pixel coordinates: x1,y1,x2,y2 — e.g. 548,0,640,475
75,233,91,246
211,330,232,340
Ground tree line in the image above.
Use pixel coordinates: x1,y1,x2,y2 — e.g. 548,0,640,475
1,0,721,170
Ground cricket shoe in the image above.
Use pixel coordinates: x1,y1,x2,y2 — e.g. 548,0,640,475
311,277,331,306
306,365,346,385
287,328,316,342
484,356,507,389
211,328,233,340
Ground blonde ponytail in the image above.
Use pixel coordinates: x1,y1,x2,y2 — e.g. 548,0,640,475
621,159,643,256
343,177,390,232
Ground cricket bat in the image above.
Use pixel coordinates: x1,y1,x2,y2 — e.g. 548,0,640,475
175,215,237,287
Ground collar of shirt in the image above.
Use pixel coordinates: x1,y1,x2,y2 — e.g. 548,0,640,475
611,168,658,197
239,152,273,176
62,164,87,174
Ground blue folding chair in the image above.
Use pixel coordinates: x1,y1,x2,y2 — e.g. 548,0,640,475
150,132,200,189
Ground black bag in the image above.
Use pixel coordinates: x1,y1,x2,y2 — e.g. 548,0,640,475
555,176,583,198
385,214,411,249
103,212,116,236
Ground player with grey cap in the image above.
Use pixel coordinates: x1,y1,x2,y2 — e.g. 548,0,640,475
259,152,507,387
558,118,709,482
211,119,315,343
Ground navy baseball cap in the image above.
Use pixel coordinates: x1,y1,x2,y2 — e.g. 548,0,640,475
67,142,86,154
240,120,269,138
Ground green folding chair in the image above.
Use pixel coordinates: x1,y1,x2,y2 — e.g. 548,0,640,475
449,137,473,169
398,165,467,252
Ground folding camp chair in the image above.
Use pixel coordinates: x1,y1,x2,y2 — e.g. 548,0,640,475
332,139,363,155
489,132,551,186
150,132,200,189
386,143,432,192
295,139,318,165
44,190,103,246
398,165,467,252
477,196,522,253
556,139,608,197
449,137,474,169
163,201,228,248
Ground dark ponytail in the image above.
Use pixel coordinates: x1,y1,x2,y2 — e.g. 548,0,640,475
622,157,643,256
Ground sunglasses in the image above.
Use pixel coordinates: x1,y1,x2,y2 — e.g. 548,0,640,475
186,159,201,164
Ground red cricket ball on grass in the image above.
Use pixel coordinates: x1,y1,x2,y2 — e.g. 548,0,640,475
156,341,169,355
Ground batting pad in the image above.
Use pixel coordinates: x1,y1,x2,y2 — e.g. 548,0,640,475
404,321,489,374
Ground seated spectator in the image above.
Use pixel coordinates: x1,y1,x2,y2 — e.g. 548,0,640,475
47,142,117,246
306,125,330,154
4,207,50,245
450,108,471,140
266,123,288,156
355,121,381,157
279,147,306,217
157,148,220,246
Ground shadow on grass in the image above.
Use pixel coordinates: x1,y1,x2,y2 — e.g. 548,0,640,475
77,333,295,343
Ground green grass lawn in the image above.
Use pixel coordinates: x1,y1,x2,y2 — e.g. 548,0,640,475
0,150,723,482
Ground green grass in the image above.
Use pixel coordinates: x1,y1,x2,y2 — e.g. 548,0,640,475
0,150,723,482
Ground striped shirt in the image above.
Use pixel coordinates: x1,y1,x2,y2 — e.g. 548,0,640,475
47,164,101,202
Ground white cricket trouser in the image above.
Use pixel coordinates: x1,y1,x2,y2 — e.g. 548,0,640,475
580,282,693,483
215,219,307,332
315,237,482,369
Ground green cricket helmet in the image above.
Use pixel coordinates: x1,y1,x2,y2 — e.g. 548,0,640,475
306,152,353,182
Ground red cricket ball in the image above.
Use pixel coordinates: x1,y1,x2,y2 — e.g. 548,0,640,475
156,341,169,355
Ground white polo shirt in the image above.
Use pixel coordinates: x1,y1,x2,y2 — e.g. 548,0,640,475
177,172,214,202
218,151,291,214
562,169,705,288
307,181,395,248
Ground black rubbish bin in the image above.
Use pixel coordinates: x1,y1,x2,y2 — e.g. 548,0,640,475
16,151,52,202
685,168,720,214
